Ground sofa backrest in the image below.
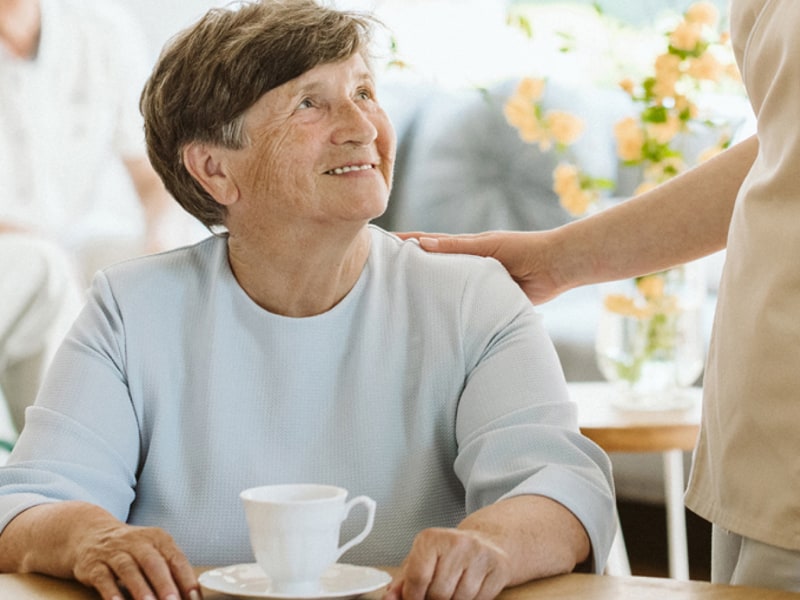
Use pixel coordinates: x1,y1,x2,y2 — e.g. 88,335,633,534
374,77,634,234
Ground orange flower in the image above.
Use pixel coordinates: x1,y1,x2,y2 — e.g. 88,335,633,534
673,95,699,119
553,163,581,196
559,188,596,217
686,52,723,81
516,77,545,101
654,53,681,81
644,157,686,183
614,117,645,162
545,110,585,146
553,163,597,216
503,95,545,146
503,95,529,123
652,78,677,100
504,78,588,153
725,62,743,83
603,294,639,317
636,275,665,300
669,20,703,52
645,113,682,145
652,53,682,99
619,78,636,96
685,1,719,27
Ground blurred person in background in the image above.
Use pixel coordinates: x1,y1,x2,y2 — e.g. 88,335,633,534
0,0,191,435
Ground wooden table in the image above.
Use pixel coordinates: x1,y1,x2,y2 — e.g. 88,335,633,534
1,568,798,599
570,381,703,581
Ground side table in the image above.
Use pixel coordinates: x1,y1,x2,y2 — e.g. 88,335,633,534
569,381,702,580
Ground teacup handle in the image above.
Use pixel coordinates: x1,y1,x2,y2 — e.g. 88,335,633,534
336,495,376,559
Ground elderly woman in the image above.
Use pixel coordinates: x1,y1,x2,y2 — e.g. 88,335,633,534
0,1,615,600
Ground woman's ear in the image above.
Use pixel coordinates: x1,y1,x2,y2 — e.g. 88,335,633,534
183,142,239,206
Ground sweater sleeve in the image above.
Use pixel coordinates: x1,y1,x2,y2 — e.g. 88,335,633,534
452,258,616,573
0,271,140,533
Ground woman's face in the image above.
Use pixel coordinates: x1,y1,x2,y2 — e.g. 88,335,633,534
223,53,396,233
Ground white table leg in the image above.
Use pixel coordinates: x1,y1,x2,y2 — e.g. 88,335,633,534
663,449,690,580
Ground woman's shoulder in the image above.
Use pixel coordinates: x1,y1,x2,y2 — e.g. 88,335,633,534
369,225,517,286
367,225,531,311
369,225,500,270
366,227,541,345
97,235,226,299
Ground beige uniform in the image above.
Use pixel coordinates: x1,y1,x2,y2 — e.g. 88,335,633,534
685,0,800,551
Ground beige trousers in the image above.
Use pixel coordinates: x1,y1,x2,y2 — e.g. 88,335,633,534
712,525,800,591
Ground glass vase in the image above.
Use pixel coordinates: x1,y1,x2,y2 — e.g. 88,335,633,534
594,261,706,410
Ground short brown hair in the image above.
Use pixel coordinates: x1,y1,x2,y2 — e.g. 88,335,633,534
140,0,378,228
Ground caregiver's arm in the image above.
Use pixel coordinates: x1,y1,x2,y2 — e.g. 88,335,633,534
401,134,758,304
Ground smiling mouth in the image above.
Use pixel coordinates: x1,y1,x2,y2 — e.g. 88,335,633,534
325,164,375,175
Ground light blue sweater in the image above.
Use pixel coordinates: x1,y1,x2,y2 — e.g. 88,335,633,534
0,227,614,570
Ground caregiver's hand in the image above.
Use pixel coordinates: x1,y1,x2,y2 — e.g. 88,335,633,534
395,231,567,305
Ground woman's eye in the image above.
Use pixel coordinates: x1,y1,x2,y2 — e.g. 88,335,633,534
357,88,372,101
297,98,314,110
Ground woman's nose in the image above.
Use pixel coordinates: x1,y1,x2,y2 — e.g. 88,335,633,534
331,100,378,146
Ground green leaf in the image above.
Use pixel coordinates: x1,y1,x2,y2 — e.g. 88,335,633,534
506,13,533,39
642,105,668,123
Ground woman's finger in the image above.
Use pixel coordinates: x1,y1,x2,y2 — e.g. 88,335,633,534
135,546,183,600
75,561,126,600
452,564,505,600
107,552,157,600
161,540,201,599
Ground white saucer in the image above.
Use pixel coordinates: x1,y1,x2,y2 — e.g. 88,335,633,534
199,563,392,600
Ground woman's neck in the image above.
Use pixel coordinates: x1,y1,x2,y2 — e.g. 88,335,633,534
227,225,372,318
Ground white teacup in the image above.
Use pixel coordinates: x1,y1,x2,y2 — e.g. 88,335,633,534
240,483,376,594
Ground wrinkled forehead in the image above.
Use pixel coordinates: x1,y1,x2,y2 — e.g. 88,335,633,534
282,54,374,93
244,53,375,118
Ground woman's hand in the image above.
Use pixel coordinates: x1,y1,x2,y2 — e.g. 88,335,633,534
71,515,200,600
384,527,512,600
382,496,590,600
0,501,200,600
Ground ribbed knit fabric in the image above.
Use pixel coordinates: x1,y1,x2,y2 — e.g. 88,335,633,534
0,226,614,570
